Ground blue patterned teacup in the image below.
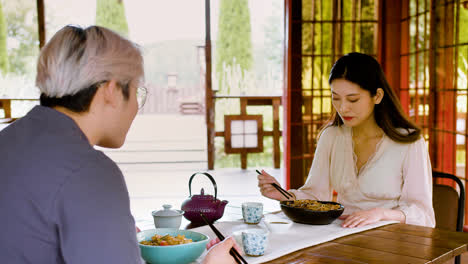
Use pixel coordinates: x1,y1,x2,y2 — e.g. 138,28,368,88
241,229,269,256
242,202,263,224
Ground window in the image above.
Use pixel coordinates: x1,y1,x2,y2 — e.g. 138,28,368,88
287,0,379,187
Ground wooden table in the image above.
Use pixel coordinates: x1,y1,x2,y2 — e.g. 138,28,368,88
264,223,468,264
181,205,468,263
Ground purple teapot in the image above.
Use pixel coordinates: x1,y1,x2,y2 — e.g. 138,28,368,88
181,172,228,224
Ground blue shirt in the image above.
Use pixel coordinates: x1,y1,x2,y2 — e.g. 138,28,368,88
0,106,141,263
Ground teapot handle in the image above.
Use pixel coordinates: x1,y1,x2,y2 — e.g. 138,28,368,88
188,172,217,201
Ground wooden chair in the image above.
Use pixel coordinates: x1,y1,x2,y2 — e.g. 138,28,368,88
433,170,465,264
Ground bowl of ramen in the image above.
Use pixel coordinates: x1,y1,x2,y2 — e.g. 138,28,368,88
280,199,344,225
137,228,209,264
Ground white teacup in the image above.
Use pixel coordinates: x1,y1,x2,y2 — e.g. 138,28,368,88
241,229,269,256
242,202,263,224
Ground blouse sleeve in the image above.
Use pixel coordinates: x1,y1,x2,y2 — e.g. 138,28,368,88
289,127,334,201
397,137,436,227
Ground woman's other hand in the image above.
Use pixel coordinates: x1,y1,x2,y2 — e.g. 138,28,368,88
257,170,292,201
203,237,242,264
340,207,406,228
340,208,384,228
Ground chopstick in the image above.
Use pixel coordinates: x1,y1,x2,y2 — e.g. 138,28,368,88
256,169,294,200
199,213,248,264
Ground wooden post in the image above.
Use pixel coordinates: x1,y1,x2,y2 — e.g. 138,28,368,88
378,0,402,95
240,98,248,169
273,98,281,168
205,0,215,170
37,0,46,49
0,99,11,118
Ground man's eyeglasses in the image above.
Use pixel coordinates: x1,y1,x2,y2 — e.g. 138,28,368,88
137,86,147,109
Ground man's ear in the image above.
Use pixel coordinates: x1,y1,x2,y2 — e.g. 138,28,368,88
375,88,384,104
101,80,120,108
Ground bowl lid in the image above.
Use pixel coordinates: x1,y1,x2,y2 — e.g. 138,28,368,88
152,204,184,217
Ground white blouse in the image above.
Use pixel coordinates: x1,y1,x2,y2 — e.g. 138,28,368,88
289,125,436,227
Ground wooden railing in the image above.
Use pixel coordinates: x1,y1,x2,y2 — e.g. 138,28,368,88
212,95,282,169
0,98,39,119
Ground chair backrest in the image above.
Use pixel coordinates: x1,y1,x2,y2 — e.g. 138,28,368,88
432,171,465,232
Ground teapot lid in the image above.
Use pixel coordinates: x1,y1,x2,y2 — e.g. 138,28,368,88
152,204,184,217
191,188,216,200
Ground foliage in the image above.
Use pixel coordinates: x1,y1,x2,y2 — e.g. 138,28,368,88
215,0,253,93
96,0,129,37
213,0,284,168
0,72,39,117
2,0,39,76
216,62,281,96
0,1,8,74
213,64,284,168
262,0,283,76
214,101,284,169
143,39,200,87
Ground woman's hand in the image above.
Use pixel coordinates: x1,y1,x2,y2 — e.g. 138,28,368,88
203,237,242,264
340,207,406,228
340,208,384,228
257,170,293,201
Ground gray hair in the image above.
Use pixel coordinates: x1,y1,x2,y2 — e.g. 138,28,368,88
36,25,144,97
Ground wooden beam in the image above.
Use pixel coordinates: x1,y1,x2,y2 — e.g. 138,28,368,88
284,0,291,189
273,98,281,168
378,0,402,95
205,0,215,170
286,0,305,189
37,0,45,49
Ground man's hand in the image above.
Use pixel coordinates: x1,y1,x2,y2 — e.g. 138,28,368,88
203,237,242,264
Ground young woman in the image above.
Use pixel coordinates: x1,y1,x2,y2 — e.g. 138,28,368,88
258,52,435,228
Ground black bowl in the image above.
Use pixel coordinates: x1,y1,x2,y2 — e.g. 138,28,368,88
280,200,344,225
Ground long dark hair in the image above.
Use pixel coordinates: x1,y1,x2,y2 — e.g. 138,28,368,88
325,52,420,143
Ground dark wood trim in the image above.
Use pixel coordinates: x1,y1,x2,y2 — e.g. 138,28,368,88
378,0,402,95
224,115,264,155
399,0,410,114
205,0,215,170
429,1,456,175
224,115,264,170
273,98,281,168
288,0,305,189
283,0,292,189
216,131,281,137
37,0,45,49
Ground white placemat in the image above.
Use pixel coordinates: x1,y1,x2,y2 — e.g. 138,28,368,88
192,212,398,264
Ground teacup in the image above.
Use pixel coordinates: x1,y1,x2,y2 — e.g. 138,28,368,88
242,202,263,224
241,229,269,256
265,220,293,233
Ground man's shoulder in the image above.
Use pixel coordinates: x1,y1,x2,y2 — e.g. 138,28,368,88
77,150,121,178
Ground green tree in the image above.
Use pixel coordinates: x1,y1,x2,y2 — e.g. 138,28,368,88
263,0,283,76
215,0,253,94
3,0,39,76
0,0,9,74
96,0,129,37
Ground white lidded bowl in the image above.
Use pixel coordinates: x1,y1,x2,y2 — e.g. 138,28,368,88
152,204,184,229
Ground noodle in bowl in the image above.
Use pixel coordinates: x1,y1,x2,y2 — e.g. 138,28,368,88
280,199,344,225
